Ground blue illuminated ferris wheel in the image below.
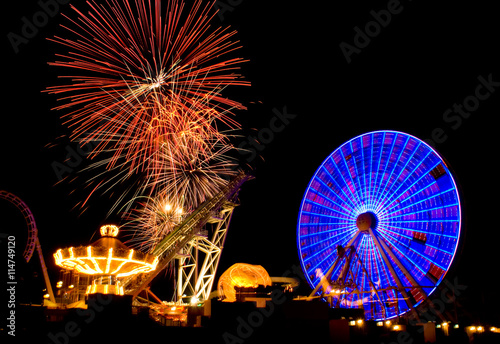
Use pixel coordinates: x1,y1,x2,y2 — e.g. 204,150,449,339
297,130,462,320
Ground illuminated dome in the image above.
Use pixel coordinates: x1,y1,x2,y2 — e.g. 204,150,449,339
54,225,158,295
218,263,272,302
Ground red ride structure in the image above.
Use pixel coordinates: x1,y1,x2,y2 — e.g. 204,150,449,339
0,190,56,303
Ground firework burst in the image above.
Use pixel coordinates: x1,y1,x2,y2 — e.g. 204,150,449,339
47,0,247,128
71,86,240,214
46,0,248,213
122,196,186,253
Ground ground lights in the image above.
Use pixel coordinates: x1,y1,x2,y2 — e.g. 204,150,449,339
347,319,500,335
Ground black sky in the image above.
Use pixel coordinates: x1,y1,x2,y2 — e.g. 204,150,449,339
2,0,499,324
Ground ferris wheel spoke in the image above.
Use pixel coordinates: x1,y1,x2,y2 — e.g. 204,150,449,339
355,137,369,209
381,146,433,211
384,184,457,217
374,227,436,293
379,222,458,245
335,146,363,208
300,227,358,246
357,141,376,211
371,230,428,302
377,223,457,274
312,229,359,270
375,252,406,316
300,209,354,224
305,183,356,219
319,163,359,211
384,161,441,214
351,144,371,211
378,221,456,260
307,231,362,291
371,132,393,212
368,228,416,314
367,133,383,211
378,225,450,272
354,237,388,317
373,133,407,212
377,134,417,209
299,229,355,247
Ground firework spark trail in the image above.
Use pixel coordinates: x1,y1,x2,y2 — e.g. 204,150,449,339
46,0,248,217
71,86,240,214
46,0,247,164
122,196,185,253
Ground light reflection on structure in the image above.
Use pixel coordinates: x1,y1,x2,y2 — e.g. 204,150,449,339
54,225,158,296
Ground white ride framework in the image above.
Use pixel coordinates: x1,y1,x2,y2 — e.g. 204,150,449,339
123,172,252,304
176,201,237,303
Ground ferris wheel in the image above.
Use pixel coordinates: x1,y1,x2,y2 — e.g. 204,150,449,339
297,130,462,321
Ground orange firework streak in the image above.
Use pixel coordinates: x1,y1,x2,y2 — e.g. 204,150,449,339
45,0,249,211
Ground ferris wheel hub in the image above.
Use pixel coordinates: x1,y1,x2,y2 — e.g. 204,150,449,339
356,212,378,232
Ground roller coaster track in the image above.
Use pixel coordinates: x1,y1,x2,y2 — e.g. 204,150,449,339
0,190,37,262
0,190,56,303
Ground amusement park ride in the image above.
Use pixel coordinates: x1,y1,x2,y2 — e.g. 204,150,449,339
0,190,56,304
297,131,462,321
2,130,464,329
122,171,252,303
1,172,254,314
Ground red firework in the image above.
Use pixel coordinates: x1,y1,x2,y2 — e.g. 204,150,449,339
46,0,247,163
46,0,248,211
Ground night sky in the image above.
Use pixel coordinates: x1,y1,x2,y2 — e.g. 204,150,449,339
2,0,499,324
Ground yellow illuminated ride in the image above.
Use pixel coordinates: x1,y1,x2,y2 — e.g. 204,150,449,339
54,225,158,295
218,263,272,302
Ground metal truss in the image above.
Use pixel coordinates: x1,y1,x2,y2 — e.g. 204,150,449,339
176,201,236,303
308,229,433,321
123,172,251,299
309,234,386,318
